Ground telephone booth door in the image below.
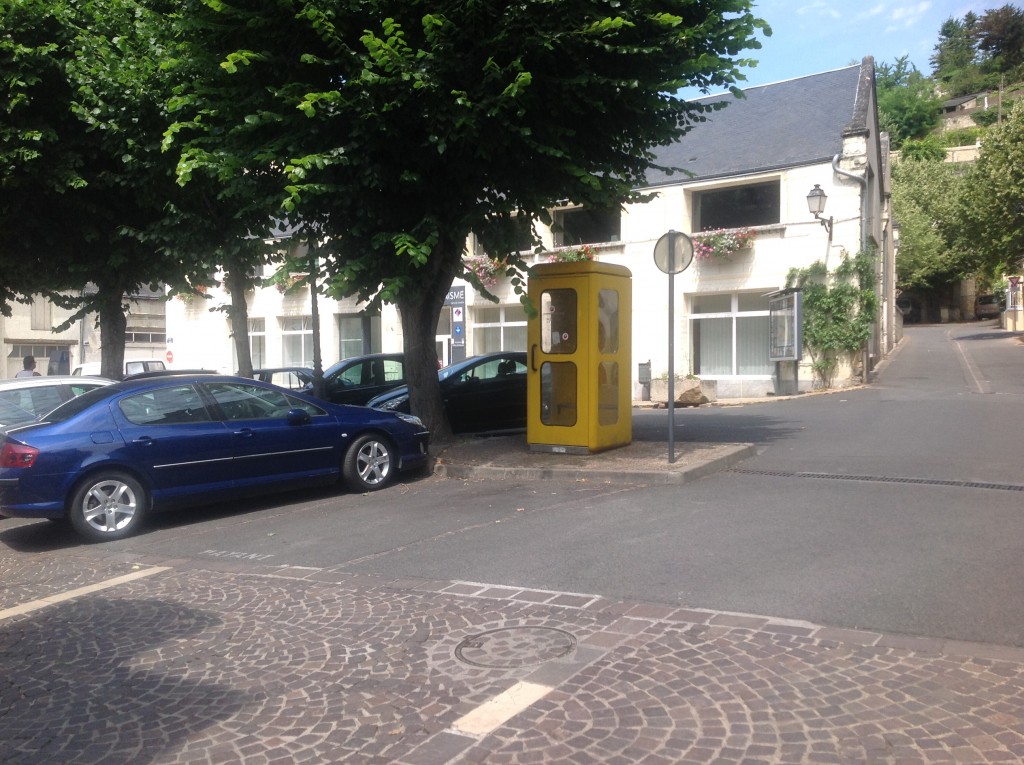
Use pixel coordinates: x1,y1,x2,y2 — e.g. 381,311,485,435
527,261,631,454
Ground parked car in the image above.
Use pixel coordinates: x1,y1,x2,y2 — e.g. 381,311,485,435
975,294,1002,320
0,376,112,430
72,359,166,378
0,374,429,542
315,353,406,406
251,367,314,390
367,352,527,433
895,296,915,323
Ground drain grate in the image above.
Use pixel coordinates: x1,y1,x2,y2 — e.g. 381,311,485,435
732,468,1024,493
455,626,577,668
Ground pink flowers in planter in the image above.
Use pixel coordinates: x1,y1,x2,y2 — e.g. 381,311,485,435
464,254,504,289
548,245,595,263
692,227,755,260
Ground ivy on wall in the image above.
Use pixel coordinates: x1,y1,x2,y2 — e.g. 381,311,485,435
786,249,878,388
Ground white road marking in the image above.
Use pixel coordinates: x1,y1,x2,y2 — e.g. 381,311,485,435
451,681,553,737
0,566,170,622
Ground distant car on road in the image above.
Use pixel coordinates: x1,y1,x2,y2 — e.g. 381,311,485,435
975,294,1002,320
251,367,314,390
0,374,429,542
896,296,915,323
367,351,527,433
315,353,406,406
0,376,112,430
72,359,166,378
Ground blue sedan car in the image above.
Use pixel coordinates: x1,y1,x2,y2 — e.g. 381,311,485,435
0,374,430,542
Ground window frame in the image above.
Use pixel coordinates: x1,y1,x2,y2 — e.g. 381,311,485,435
691,179,781,232
689,291,773,378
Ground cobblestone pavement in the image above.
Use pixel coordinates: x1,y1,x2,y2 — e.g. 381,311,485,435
2,548,1024,764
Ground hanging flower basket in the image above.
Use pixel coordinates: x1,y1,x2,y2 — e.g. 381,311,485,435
463,254,506,289
692,228,755,260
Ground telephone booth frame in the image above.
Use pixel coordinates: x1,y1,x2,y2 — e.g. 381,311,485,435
527,261,632,454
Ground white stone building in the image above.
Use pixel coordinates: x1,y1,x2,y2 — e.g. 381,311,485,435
6,60,895,400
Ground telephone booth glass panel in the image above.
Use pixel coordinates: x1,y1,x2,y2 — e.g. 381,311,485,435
598,361,618,425
540,362,577,426
598,289,618,353
541,289,577,354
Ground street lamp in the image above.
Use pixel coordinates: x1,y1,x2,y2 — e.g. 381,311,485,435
806,184,833,236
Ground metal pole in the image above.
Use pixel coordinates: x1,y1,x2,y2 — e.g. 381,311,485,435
668,232,676,464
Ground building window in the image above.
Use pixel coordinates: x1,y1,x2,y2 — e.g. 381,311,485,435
553,206,620,246
125,332,166,344
248,318,266,369
30,298,52,331
472,304,528,354
7,343,72,376
693,181,780,231
280,316,313,366
472,217,534,257
690,292,772,377
338,314,381,359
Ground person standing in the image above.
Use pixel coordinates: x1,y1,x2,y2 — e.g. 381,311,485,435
15,355,41,378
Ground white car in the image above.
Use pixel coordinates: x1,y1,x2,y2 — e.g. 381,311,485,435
0,376,113,430
72,359,167,377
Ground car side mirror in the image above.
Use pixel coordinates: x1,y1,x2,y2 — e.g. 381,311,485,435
286,409,312,425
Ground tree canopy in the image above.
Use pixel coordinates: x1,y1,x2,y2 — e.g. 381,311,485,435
891,159,972,290
0,0,204,376
931,4,1024,96
963,101,1024,278
876,56,942,148
165,0,769,438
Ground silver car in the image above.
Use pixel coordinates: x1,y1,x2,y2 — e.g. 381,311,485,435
0,376,112,430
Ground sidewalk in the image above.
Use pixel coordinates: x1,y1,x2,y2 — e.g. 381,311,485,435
3,551,1023,764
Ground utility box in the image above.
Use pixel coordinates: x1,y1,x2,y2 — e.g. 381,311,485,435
527,261,632,454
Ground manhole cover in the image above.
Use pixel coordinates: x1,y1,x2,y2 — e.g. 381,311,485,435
454,626,577,668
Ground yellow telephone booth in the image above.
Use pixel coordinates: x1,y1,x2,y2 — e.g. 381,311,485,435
527,261,632,453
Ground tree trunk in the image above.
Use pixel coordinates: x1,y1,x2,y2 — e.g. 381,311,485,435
397,244,459,442
96,283,128,380
308,247,326,399
224,264,253,377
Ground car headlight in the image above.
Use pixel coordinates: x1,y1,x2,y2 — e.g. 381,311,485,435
396,412,425,428
375,395,409,411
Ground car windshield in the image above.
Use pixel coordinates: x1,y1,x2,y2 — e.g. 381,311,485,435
43,385,118,423
438,358,479,381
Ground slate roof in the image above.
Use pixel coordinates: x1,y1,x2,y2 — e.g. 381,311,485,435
645,62,867,188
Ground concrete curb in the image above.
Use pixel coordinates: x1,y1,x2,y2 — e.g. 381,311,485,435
434,443,757,485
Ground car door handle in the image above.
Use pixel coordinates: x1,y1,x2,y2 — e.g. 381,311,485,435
131,436,153,446
233,428,254,438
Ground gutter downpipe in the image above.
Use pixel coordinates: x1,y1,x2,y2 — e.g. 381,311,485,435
831,153,871,382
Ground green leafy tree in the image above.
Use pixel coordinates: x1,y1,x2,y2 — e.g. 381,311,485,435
899,136,946,161
931,5,1024,95
786,251,878,388
963,101,1024,277
931,14,985,96
891,159,972,290
0,0,205,378
876,56,942,148
166,0,769,439
976,4,1024,79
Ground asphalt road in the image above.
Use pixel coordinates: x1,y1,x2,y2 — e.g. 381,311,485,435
4,322,1024,647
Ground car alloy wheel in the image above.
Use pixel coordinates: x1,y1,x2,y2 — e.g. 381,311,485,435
69,472,147,542
342,434,394,492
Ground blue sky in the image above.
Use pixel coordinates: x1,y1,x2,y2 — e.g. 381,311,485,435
719,1,1008,90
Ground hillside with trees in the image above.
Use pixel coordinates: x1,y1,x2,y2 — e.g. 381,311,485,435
885,4,1024,317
